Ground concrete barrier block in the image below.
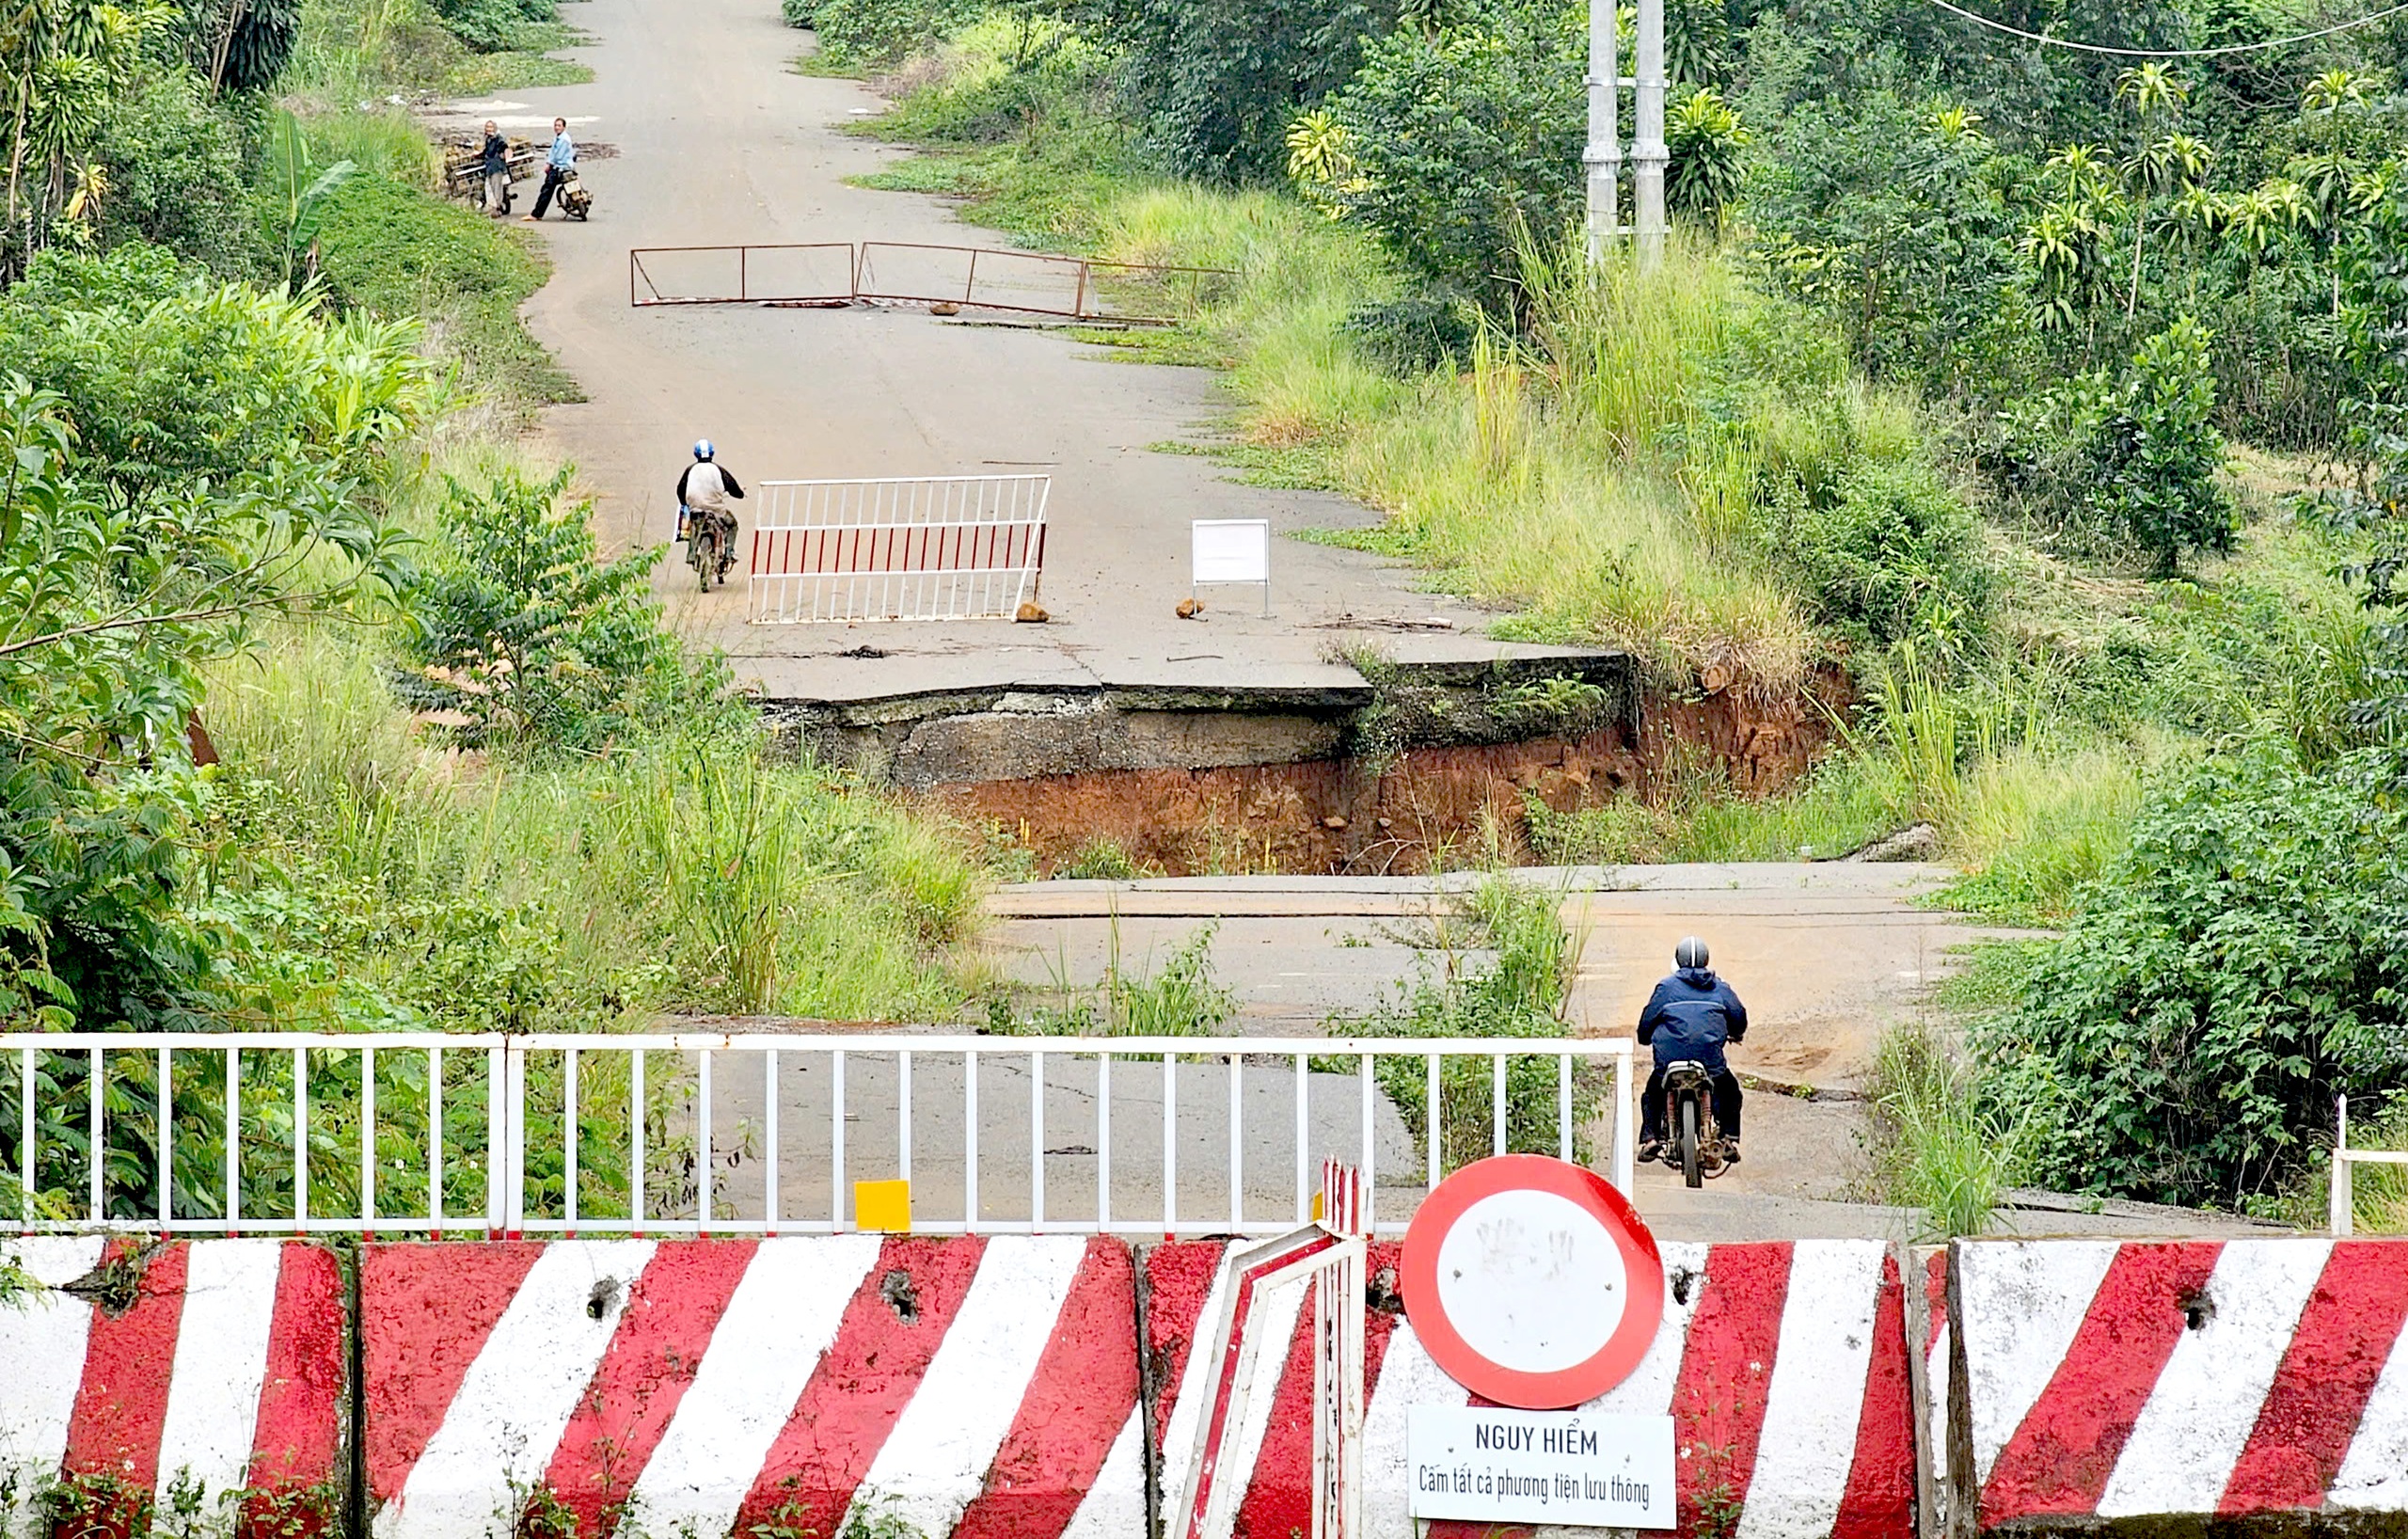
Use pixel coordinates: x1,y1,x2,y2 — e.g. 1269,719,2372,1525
1953,1237,2408,1531
1146,1237,1915,1539
0,1237,346,1539
360,1236,1138,1539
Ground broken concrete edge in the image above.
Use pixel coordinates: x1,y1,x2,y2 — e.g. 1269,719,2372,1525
1998,1187,2295,1230
752,653,1639,791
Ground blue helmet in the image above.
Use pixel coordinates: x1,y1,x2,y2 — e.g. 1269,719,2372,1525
692,439,715,461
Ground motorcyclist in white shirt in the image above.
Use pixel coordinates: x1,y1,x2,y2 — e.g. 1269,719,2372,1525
674,439,745,544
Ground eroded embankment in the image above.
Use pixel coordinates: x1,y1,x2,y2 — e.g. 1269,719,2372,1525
770,655,1843,876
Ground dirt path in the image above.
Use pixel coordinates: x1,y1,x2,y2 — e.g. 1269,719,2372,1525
421,0,1570,704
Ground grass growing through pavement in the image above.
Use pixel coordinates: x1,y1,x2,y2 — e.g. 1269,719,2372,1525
1321,876,1599,1170
1864,1017,2037,1238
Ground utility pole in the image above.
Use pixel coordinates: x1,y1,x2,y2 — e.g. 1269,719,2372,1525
1632,0,1669,268
1585,0,1669,268
1582,0,1620,261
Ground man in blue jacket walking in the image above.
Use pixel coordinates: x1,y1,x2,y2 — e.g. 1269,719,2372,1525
1636,936,1748,1164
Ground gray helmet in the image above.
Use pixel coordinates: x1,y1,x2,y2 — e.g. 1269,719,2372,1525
1674,936,1709,970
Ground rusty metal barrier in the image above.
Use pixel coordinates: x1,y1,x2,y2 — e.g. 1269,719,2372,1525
853,240,1231,323
628,243,857,307
626,242,1234,323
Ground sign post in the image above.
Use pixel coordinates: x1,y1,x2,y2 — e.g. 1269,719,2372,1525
1400,1153,1673,1530
1191,518,1272,616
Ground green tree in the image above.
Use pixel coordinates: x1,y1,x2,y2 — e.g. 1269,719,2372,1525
401,468,737,754
1,0,167,269
1664,87,1747,230
2113,63,2188,314
2083,316,2235,575
1323,5,1583,312
1093,0,1396,183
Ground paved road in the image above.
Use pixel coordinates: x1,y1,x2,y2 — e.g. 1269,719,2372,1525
986,864,2040,1091
423,0,1584,703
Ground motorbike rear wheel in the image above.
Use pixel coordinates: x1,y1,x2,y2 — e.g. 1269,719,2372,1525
1679,1096,1702,1188
691,528,719,591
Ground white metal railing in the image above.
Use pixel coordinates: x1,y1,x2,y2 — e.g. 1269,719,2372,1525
748,475,1048,624
2331,1094,2408,1235
0,1033,1632,1239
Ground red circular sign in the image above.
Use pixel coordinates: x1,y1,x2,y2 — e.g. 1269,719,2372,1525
1400,1153,1664,1409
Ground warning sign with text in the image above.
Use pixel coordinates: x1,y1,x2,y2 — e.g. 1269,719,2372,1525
1405,1406,1675,1530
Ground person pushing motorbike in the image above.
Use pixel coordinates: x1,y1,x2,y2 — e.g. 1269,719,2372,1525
1636,936,1748,1166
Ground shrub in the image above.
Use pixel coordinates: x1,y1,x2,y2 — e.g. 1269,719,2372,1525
783,0,817,25
1343,294,1480,375
2083,316,2237,575
92,71,268,278
427,0,556,52
1757,458,1992,652
810,0,977,68
1323,8,1580,313
1981,743,2408,1209
1101,0,1392,184
400,468,737,754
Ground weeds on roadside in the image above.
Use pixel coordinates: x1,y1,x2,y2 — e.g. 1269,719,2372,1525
1864,1016,2039,1239
987,919,1237,1037
1323,875,1598,1169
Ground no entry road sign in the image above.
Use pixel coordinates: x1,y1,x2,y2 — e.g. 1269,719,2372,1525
1399,1153,1664,1409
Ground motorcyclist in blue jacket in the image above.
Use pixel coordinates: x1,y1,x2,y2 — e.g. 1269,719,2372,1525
1636,936,1748,1165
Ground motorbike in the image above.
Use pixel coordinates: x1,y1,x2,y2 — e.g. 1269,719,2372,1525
1659,1060,1735,1189
684,504,737,592
557,168,594,221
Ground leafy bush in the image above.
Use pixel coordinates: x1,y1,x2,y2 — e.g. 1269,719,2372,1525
1343,294,1479,375
400,468,736,753
1665,87,1748,230
1101,0,1395,184
1757,458,1993,651
1982,744,2408,1209
0,244,432,510
427,0,556,52
1323,8,1580,312
2083,317,2236,575
783,0,818,24
90,71,268,278
0,254,429,1033
811,0,977,69
1749,90,2032,401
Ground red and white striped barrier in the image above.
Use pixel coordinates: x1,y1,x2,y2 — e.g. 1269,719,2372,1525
361,1237,1139,1539
1145,1238,1914,1539
1956,1238,2408,1527
0,1238,344,1533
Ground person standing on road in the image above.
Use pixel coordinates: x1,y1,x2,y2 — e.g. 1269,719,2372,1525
675,440,745,544
479,121,511,215
525,118,575,221
1635,936,1748,1165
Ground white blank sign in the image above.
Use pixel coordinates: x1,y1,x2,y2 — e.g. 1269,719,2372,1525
1192,519,1270,584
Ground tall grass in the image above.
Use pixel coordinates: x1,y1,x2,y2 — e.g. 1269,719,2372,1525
1867,1018,2037,1238
205,624,985,1027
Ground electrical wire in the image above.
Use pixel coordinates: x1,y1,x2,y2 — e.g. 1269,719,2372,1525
1924,0,2408,57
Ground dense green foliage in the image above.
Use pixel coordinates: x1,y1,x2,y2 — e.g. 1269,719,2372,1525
403,468,736,751
1318,8,1580,310
1986,745,2408,1207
